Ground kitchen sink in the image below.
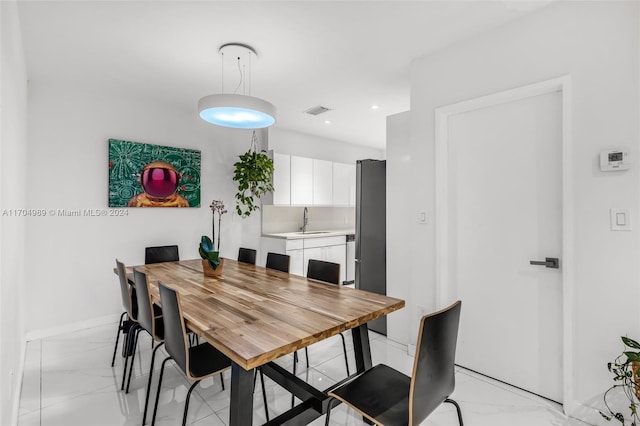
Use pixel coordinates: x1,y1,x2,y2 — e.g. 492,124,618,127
296,231,330,235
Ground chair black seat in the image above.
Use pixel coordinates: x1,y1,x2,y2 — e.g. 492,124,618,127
153,317,164,341
188,343,231,378
330,364,410,426
266,252,290,273
326,301,463,426
307,259,340,285
152,304,162,317
145,245,179,264
238,247,257,265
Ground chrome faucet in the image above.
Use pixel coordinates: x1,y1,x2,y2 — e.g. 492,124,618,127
301,207,309,233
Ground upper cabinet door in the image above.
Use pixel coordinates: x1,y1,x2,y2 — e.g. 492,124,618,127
332,162,351,206
272,153,291,205
348,164,356,206
313,159,333,205
290,156,313,205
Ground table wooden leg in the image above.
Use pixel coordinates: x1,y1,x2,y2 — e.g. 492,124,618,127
351,323,372,373
229,362,254,426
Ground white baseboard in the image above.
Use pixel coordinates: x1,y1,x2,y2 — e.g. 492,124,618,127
24,313,121,342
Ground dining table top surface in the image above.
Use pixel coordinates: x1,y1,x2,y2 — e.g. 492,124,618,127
122,258,405,370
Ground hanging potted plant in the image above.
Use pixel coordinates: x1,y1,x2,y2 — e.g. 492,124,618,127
600,336,640,425
233,130,274,218
199,199,227,276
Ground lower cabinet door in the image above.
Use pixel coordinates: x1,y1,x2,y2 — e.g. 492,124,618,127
287,249,304,277
325,244,346,284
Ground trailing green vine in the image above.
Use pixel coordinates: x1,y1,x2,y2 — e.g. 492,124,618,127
232,131,274,218
601,336,640,425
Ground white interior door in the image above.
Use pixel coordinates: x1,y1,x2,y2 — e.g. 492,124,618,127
448,91,563,402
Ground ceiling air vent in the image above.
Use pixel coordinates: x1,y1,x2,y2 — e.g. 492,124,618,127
305,105,331,116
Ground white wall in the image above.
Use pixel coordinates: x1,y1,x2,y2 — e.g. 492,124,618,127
269,127,384,163
386,111,411,346
24,81,260,336
0,1,28,423
388,1,638,421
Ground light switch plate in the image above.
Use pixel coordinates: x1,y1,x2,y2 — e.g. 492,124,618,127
611,208,632,231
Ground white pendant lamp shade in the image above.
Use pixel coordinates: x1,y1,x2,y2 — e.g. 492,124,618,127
198,43,276,129
198,93,276,129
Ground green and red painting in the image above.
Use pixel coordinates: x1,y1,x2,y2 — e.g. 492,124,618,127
108,139,201,208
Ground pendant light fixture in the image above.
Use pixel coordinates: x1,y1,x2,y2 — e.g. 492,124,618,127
198,43,276,129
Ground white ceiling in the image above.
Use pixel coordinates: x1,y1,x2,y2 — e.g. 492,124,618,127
17,1,552,149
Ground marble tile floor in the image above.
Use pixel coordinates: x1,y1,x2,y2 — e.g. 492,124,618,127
17,321,590,426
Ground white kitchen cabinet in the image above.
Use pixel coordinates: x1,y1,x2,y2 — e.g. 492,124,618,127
287,249,304,276
313,159,333,205
348,163,356,207
266,152,355,207
262,235,346,282
272,153,291,205
290,156,313,205
332,162,351,206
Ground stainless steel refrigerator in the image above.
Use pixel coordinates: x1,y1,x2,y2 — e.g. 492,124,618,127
355,159,387,335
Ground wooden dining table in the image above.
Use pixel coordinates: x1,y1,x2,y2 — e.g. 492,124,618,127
122,258,405,426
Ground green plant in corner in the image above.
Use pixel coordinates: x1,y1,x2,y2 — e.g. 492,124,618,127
199,200,227,269
601,336,640,425
233,130,274,218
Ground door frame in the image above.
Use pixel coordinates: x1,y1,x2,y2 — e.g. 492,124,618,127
434,76,574,410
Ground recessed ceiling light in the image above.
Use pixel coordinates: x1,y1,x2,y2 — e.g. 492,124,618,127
324,120,331,124
371,105,379,110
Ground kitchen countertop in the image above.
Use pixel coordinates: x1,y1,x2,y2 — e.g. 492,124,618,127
262,229,355,240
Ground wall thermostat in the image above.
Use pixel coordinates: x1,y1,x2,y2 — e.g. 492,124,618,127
600,149,630,171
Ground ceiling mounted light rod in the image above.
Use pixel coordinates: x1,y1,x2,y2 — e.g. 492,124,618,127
198,43,276,129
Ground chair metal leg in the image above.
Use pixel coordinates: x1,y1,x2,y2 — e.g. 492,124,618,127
304,347,309,368
111,312,126,367
259,368,270,422
121,324,138,390
325,397,337,426
151,356,172,426
125,327,142,393
339,333,350,376
142,342,164,425
220,372,225,391
182,380,200,426
445,398,464,426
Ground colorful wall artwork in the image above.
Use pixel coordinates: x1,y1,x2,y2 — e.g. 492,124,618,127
108,139,201,208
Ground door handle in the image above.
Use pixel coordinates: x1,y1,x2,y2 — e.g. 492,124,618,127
529,257,559,269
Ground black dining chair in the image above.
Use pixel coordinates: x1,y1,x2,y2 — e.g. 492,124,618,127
129,269,165,425
266,252,290,273
145,245,179,264
113,259,141,390
325,300,464,426
237,247,257,265
151,282,269,426
305,259,350,375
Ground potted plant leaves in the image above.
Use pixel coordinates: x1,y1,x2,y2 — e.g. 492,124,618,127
601,336,640,425
233,130,274,218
